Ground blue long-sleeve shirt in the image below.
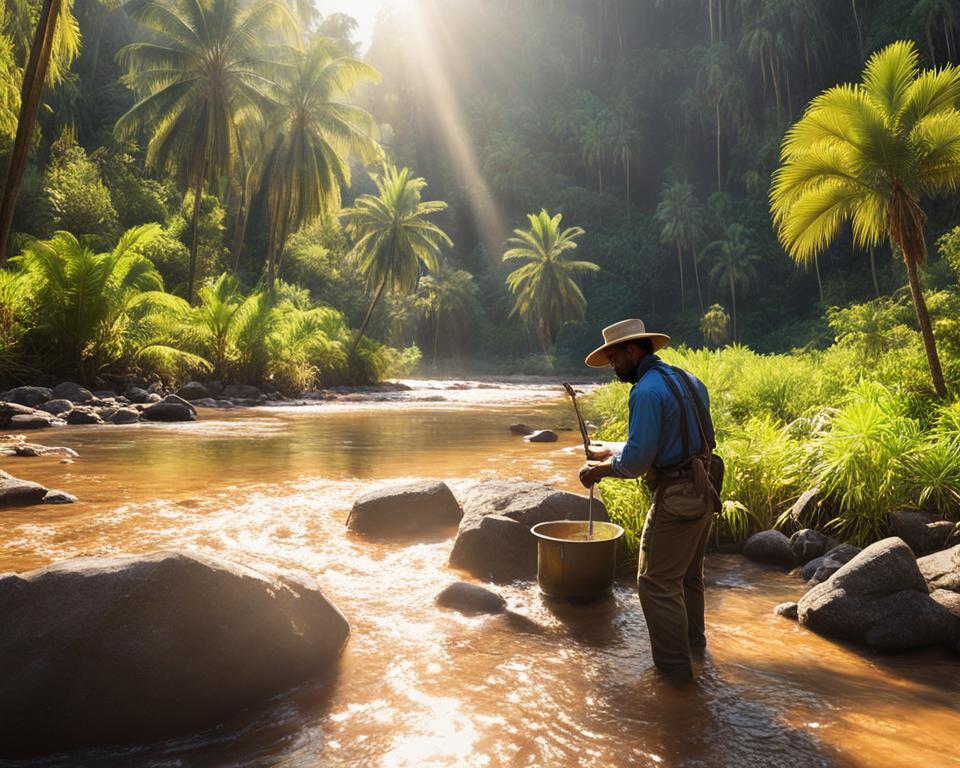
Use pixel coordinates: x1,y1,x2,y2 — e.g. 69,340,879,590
610,355,716,479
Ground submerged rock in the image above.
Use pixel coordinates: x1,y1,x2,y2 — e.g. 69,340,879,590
0,470,49,508
798,537,955,651
347,481,463,536
449,481,608,582
41,489,77,504
524,429,558,443
435,582,506,614
509,423,534,435
774,602,799,620
0,551,350,757
743,530,798,568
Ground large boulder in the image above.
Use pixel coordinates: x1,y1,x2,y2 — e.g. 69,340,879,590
0,551,349,757
798,537,955,651
743,530,798,568
65,407,103,425
0,401,42,427
918,544,960,593
0,470,49,508
125,385,151,404
790,528,835,564
141,402,197,422
3,387,51,407
50,382,94,404
448,481,608,582
347,481,463,536
176,381,211,401
107,408,141,425
38,398,74,415
890,510,957,556
8,412,58,430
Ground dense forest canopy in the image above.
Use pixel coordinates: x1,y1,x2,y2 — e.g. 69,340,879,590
1,0,959,383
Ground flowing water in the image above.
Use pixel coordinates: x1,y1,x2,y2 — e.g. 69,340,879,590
2,380,959,768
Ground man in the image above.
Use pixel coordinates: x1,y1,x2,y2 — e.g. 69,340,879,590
578,318,718,682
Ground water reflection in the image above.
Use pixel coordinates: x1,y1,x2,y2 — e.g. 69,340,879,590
1,388,959,768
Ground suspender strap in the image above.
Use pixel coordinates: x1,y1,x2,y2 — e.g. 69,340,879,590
670,365,715,451
653,364,692,462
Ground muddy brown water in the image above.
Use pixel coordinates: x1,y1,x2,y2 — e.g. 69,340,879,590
1,380,958,768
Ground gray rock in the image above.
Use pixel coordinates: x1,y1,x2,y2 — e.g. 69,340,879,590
0,470,49,508
743,530,799,568
8,413,57,430
798,537,954,650
890,509,955,556
37,399,73,416
435,582,506,614
524,429,558,443
509,423,533,435
0,401,40,426
918,544,960,593
50,382,94,404
176,381,211,401
65,408,102,425
930,589,960,621
161,393,197,413
107,408,141,425
141,402,197,422
92,389,117,399
41,489,77,505
145,392,162,403
3,387,51,408
125,386,151,404
824,543,862,564
809,559,843,585
790,528,832,564
774,601,799,620
205,380,224,396
787,487,822,526
449,481,608,582
801,555,827,582
215,399,234,408
222,383,262,400
190,398,219,408
347,481,463,536
0,551,349,757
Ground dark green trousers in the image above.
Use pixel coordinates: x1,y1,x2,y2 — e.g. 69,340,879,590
637,480,713,675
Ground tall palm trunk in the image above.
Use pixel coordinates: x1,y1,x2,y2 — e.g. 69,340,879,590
692,249,704,315
715,98,722,192
903,249,947,397
869,246,880,297
729,273,737,342
851,0,864,60
351,276,387,356
0,0,63,262
187,160,208,304
814,254,824,302
676,240,686,312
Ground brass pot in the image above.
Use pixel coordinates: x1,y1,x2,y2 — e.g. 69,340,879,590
530,520,624,601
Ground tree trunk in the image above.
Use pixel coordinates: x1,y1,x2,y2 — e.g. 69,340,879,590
676,240,685,312
433,312,440,365
869,246,880,298
814,254,824,302
903,249,947,397
927,23,937,66
0,0,63,263
625,160,630,214
187,160,208,305
692,248,704,315
729,273,737,342
851,0,864,60
715,98,722,192
350,277,387,356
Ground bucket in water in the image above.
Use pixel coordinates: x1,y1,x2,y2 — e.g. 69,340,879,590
530,520,624,600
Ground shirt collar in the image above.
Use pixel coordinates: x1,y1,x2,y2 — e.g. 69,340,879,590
631,353,660,386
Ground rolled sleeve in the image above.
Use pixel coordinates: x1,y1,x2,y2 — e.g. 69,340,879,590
610,387,661,478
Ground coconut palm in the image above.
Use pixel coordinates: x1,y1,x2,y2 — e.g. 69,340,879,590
655,181,706,314
341,165,453,353
703,223,760,342
416,261,478,364
610,92,641,208
114,0,292,303
770,40,960,397
259,38,382,289
502,209,598,352
0,0,82,261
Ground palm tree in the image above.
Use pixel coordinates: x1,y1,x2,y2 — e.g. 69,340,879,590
580,113,614,193
416,261,478,364
703,223,760,342
700,303,730,348
259,38,382,289
114,0,291,302
0,0,82,261
770,40,960,397
502,209,598,352
655,181,706,314
341,165,453,353
610,92,641,208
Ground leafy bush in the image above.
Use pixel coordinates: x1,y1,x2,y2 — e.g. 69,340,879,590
43,132,118,244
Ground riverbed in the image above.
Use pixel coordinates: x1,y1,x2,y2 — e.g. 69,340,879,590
1,380,958,768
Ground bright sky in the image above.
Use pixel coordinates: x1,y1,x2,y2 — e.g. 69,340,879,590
312,0,395,51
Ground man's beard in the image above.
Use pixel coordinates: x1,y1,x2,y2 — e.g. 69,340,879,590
613,363,638,384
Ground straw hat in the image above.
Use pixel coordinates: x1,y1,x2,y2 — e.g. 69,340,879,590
584,319,670,367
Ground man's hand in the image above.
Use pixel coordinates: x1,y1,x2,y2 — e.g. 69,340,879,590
579,463,595,488
586,442,612,460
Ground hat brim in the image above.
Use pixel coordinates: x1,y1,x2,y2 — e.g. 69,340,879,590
584,333,671,367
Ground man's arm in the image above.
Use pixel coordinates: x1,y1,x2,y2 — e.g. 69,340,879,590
580,388,661,487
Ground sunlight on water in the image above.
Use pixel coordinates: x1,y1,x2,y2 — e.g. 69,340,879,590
1,383,959,768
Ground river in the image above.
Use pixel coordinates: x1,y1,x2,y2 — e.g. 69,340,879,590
2,380,958,768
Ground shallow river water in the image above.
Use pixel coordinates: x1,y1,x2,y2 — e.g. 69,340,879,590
2,380,959,768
